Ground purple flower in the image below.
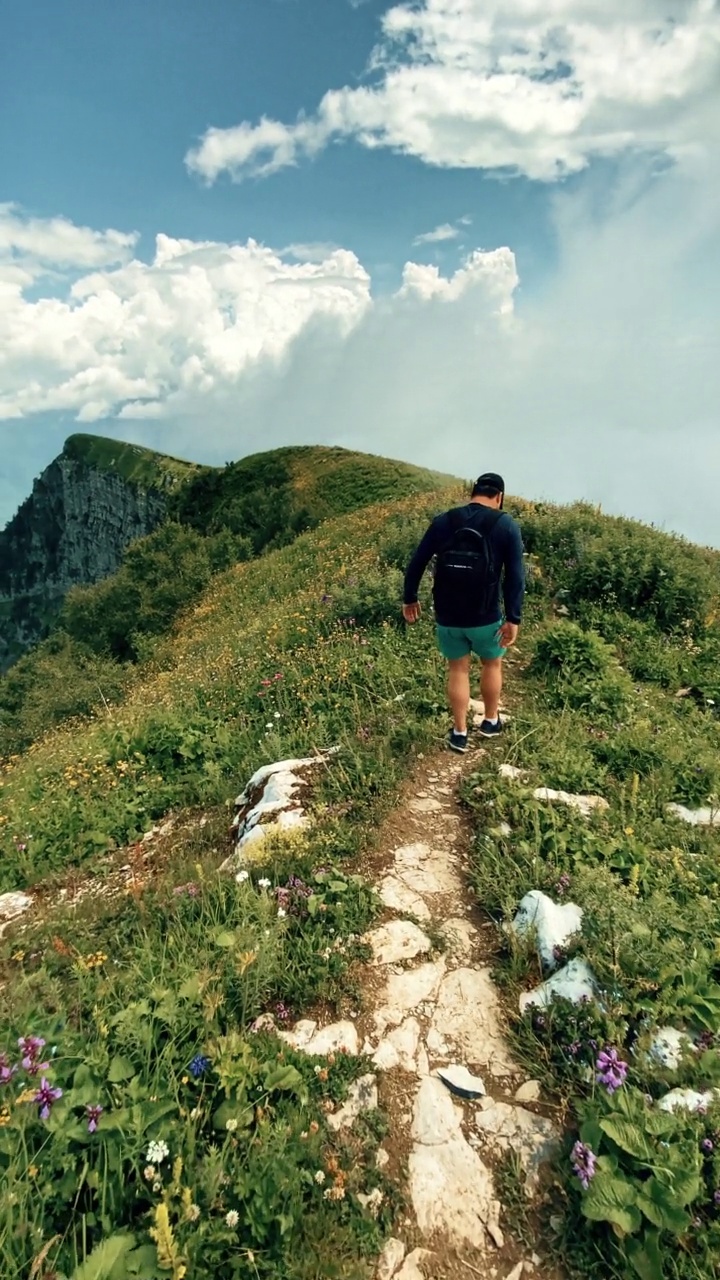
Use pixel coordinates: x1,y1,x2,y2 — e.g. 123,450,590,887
571,1141,597,1190
34,1077,62,1121
274,1001,291,1023
18,1036,49,1077
596,1047,628,1095
0,1053,17,1086
714,1190,720,1206
555,873,571,898
188,1054,211,1079
568,1041,582,1057
703,1138,714,1154
86,1104,103,1133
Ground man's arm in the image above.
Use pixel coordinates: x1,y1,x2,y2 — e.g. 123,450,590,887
403,518,444,610
501,518,525,628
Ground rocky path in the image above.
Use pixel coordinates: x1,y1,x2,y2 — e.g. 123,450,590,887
279,711,562,1280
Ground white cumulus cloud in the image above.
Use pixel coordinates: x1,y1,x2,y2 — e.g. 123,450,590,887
412,222,460,245
185,0,720,183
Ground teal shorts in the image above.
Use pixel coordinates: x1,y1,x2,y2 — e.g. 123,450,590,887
436,621,506,661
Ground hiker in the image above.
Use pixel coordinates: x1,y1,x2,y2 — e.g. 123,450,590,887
402,472,525,753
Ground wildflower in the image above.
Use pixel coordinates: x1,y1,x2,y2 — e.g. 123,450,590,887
153,1180,162,1193
277,907,287,918
86,1104,103,1133
144,1165,157,1182
571,1141,597,1190
28,1164,39,1178
596,1047,629,1095
146,1140,170,1165
235,869,250,884
274,712,281,719
0,1107,9,1127
189,1054,211,1079
225,1210,239,1229
258,878,271,889
314,1170,326,1184
274,1001,290,1022
309,1121,319,1135
703,1138,715,1154
226,1118,239,1132
555,873,571,898
18,1036,49,1076
714,1190,720,1206
323,1185,346,1201
188,1203,201,1222
34,1077,62,1120
0,1054,17,1086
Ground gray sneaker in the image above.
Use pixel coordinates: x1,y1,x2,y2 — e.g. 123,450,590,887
448,729,468,753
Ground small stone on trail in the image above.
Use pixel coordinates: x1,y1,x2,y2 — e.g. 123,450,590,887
376,1238,406,1280
279,1020,358,1056
515,1080,542,1103
510,890,583,971
474,1099,559,1188
379,877,432,921
437,1063,486,1099
395,1250,433,1280
327,1074,378,1132
441,917,477,960
519,958,597,1013
376,1148,390,1169
412,1077,463,1146
377,959,447,1030
365,919,432,966
505,1264,525,1280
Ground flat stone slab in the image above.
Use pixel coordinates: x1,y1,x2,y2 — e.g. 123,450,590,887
379,876,431,921
437,1063,486,1100
510,890,583,971
533,787,609,818
395,1251,434,1280
667,802,720,827
409,797,444,813
327,1073,378,1131
376,960,447,1031
441,918,477,960
373,1017,423,1074
515,1080,542,1103
365,919,432,966
0,891,33,937
430,968,517,1076
377,1238,406,1280
520,958,598,1013
474,1099,559,1188
279,1019,358,1056
394,847,459,896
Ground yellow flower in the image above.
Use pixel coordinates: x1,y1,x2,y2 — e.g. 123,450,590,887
624,826,634,837
28,1164,39,1178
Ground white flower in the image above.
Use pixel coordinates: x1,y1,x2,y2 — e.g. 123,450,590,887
258,878,271,889
265,723,273,729
225,1210,239,1229
226,1118,239,1132
274,712,281,718
152,1180,162,1193
277,907,287,918
143,1164,156,1182
190,1107,200,1121
314,1170,326,1184
146,1140,169,1165
235,870,249,884
188,1203,201,1222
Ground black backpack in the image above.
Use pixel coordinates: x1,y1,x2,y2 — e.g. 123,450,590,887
432,506,504,613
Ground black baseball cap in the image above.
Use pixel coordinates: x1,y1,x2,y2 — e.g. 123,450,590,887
475,472,505,492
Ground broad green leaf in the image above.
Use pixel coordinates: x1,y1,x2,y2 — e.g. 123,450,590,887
329,880,348,893
126,1243,161,1278
71,1232,136,1280
582,1168,641,1237
579,1118,603,1151
107,1055,135,1083
627,1230,665,1280
212,930,237,948
599,1117,655,1162
178,974,201,1000
636,1179,691,1235
264,1064,303,1093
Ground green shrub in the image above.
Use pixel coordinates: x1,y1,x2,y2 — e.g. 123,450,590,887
531,622,633,718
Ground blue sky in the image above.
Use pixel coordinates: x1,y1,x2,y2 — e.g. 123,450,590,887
1,0,719,543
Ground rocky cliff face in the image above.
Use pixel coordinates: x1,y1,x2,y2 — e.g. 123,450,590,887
0,452,168,670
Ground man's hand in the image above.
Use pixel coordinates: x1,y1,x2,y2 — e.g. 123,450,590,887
499,621,519,647
403,602,421,624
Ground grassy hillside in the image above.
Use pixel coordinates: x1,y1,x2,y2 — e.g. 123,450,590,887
0,479,719,1279
63,433,209,491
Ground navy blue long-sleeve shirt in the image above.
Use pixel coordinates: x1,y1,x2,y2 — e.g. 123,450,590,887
403,502,525,628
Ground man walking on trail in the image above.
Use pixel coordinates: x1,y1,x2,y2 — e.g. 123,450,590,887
402,472,525,753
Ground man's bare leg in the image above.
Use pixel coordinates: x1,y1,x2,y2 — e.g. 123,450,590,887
481,657,503,721
447,656,471,733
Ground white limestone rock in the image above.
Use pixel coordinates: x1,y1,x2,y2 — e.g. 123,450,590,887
376,960,447,1032
327,1073,378,1132
658,1088,719,1114
412,1077,463,1146
441,918,477,961
474,1099,559,1188
648,1027,693,1071
0,891,33,938
395,1251,433,1280
510,890,583,971
499,764,526,781
430,967,517,1077
515,1080,542,1103
376,1238,406,1280
667,802,720,827
365,919,432,967
437,1064,486,1100
393,843,459,896
279,1020,358,1057
532,787,609,818
519,958,597,1013
223,751,337,867
379,876,431,922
